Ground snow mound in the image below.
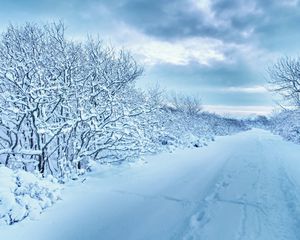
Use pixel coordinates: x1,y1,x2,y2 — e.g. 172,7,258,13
0,166,62,225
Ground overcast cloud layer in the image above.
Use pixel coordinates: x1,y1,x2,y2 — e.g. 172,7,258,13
1,0,299,115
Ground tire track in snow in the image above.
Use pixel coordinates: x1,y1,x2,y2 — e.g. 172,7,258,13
236,200,247,240
113,189,200,207
182,137,271,240
253,137,300,240
278,165,300,239
181,156,238,240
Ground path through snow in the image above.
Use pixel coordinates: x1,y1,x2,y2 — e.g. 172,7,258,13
1,129,300,240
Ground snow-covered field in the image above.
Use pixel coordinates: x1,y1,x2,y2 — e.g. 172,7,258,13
1,129,300,240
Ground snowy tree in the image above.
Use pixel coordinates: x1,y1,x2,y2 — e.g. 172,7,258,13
0,23,148,177
169,93,202,116
268,57,300,107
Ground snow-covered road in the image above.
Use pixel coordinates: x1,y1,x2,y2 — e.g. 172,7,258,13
2,129,300,240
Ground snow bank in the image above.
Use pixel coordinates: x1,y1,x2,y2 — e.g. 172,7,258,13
0,166,62,225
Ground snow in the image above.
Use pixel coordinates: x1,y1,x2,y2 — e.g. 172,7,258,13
0,167,62,225
1,129,300,239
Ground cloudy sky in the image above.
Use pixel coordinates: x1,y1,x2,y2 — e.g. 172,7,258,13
0,0,299,115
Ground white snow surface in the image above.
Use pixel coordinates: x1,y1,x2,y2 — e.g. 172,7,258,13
1,129,300,239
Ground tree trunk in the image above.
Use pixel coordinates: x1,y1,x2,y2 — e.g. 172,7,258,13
38,150,46,174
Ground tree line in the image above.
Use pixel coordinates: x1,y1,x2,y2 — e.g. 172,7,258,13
0,22,248,179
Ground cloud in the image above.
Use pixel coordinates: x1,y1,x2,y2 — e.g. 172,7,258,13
93,21,275,70
225,85,268,93
281,0,299,6
37,0,299,65
88,0,300,55
127,36,225,66
203,105,275,116
206,85,268,94
101,0,265,43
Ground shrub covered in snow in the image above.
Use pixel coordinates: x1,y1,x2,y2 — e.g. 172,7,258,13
269,110,300,144
243,115,270,129
144,106,249,151
0,165,62,225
